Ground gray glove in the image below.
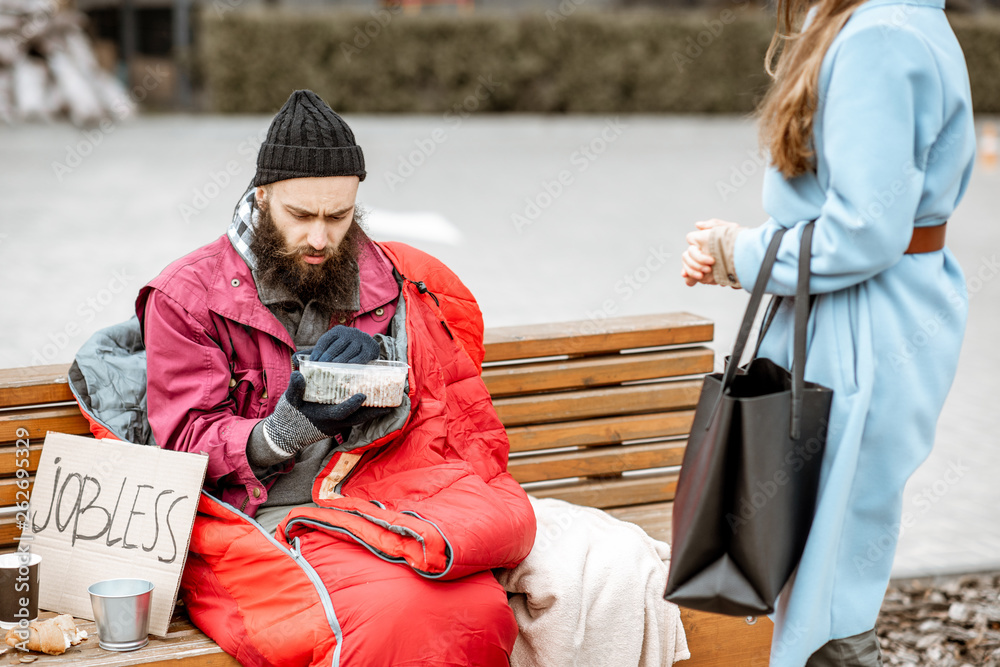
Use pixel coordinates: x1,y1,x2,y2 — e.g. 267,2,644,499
253,327,390,465
312,325,380,363
260,371,390,459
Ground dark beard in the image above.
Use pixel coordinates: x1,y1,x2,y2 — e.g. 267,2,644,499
249,199,367,319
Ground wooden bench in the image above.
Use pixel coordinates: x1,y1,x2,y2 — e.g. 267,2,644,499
0,312,772,666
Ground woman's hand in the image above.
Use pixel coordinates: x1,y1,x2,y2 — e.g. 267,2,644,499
681,235,716,286
681,219,743,287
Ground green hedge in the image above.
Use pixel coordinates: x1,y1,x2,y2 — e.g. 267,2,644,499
199,8,1000,114
951,13,1000,112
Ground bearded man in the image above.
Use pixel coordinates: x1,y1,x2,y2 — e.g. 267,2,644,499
132,90,536,665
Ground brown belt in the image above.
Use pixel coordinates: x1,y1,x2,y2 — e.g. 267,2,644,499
905,222,947,254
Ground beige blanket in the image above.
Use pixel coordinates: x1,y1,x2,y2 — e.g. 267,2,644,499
498,496,690,667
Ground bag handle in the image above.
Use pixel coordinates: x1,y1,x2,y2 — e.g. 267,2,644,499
716,227,788,394
790,221,815,439
710,221,816,439
753,291,817,362
751,295,782,362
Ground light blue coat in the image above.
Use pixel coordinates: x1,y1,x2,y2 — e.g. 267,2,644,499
731,0,976,663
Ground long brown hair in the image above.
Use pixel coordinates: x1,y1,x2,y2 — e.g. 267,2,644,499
757,0,867,178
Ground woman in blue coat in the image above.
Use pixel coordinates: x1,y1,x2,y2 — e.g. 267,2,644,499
680,0,976,663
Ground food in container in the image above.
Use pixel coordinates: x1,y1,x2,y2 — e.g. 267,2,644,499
297,356,409,407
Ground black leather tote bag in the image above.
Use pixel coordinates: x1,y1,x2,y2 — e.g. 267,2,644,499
664,221,833,616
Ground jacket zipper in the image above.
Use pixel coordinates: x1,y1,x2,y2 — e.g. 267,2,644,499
207,492,344,667
287,535,344,667
399,275,454,340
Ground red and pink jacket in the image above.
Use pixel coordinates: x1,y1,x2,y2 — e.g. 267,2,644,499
73,234,535,665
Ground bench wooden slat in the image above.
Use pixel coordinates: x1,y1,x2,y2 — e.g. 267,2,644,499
508,440,686,484
0,476,31,506
493,380,702,427
28,641,238,667
0,363,74,409
0,443,43,476
482,347,713,397
678,609,773,667
0,404,91,445
11,612,239,666
483,313,713,362
526,471,679,508
505,411,695,453
0,514,20,548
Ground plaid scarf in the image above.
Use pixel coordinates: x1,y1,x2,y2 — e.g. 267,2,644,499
227,187,259,270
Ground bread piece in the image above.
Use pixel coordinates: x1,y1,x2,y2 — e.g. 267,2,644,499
3,615,86,655
51,615,87,645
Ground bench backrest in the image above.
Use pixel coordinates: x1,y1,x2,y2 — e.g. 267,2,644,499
0,364,91,549
482,310,710,501
0,312,712,552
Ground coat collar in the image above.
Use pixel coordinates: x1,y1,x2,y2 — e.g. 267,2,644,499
207,236,296,349
358,241,401,314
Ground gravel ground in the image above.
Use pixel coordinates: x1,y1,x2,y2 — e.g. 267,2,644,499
880,572,1000,666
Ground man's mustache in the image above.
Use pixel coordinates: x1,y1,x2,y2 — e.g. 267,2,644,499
282,246,334,261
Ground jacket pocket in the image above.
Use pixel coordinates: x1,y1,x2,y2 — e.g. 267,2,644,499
229,368,266,419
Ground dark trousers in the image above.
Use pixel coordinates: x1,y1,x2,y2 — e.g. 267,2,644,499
805,629,883,667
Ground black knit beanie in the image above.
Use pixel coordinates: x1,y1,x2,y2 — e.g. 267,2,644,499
252,90,366,187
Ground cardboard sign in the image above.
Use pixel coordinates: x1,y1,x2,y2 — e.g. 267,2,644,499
23,433,208,636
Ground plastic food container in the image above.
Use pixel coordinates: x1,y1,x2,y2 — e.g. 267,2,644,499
297,356,409,407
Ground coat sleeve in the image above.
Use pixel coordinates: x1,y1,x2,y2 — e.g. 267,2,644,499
142,288,268,505
733,23,943,295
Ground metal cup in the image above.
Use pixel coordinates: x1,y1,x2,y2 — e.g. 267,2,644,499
88,579,154,651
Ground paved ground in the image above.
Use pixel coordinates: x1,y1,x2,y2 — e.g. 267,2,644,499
1,114,997,578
